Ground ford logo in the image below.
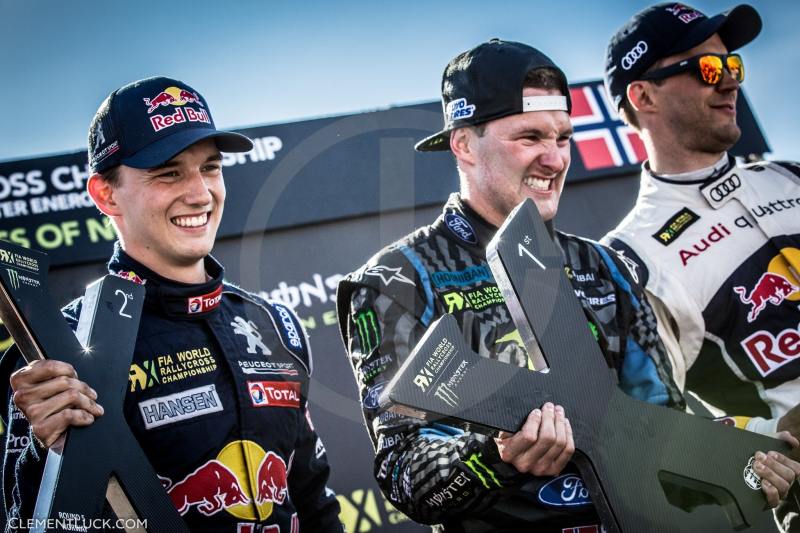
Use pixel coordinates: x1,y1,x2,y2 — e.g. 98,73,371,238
537,474,592,507
445,213,477,245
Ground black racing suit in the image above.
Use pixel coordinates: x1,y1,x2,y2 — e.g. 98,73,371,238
2,244,343,532
337,193,683,532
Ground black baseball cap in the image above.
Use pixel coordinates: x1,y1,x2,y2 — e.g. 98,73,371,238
605,3,761,109
415,39,572,152
88,76,253,173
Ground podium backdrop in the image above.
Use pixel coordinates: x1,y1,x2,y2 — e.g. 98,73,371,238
0,81,768,532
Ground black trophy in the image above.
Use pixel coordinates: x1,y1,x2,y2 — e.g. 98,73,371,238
380,199,789,532
0,241,188,532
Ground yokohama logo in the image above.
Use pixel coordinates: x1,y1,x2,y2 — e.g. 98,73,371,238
741,323,800,377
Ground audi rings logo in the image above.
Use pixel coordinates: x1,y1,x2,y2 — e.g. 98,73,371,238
708,174,741,202
621,41,648,70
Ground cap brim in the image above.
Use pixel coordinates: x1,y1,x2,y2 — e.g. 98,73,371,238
414,130,451,152
718,4,762,51
122,128,254,169
665,4,761,56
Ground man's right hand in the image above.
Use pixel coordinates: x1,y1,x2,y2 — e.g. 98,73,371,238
10,359,104,448
494,402,574,476
777,402,800,442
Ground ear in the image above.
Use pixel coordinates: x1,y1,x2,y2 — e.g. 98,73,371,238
626,80,656,113
450,127,477,167
87,173,121,217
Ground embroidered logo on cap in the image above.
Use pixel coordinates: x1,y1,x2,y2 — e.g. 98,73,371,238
142,86,210,132
446,98,476,122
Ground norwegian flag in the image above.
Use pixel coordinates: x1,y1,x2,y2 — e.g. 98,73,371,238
569,84,647,171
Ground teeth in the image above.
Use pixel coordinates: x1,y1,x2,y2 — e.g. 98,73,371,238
524,177,551,191
172,213,208,228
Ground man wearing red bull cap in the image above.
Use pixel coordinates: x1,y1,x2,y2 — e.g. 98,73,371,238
1,77,343,531
336,39,695,532
602,3,800,527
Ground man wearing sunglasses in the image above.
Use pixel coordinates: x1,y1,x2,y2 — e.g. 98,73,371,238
603,4,800,527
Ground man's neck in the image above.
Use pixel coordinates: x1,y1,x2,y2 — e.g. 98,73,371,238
641,131,726,175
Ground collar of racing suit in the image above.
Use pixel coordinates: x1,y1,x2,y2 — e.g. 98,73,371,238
106,241,225,319
446,192,557,248
644,153,735,185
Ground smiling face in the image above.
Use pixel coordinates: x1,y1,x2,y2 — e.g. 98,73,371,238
648,33,742,154
457,87,572,225
103,139,224,281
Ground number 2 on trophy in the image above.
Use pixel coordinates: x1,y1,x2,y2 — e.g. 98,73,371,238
115,289,133,319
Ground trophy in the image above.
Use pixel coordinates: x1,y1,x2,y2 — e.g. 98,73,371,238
380,199,788,532
0,241,188,532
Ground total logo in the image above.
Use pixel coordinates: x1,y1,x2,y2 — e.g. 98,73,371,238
162,440,292,521
143,86,210,132
188,286,223,314
248,381,301,408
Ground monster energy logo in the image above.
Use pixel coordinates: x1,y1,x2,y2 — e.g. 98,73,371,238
6,269,19,290
588,321,599,341
434,383,458,408
355,309,380,353
464,453,501,489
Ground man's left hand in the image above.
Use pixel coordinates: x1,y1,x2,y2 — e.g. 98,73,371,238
754,448,800,508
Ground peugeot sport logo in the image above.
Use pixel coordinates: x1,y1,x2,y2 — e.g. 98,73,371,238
709,174,741,202
621,41,648,70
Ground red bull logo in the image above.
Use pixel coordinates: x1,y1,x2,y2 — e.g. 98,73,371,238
255,451,289,505
168,460,250,516
161,440,291,520
143,86,204,114
142,86,211,132
741,322,800,377
114,270,145,285
733,272,799,322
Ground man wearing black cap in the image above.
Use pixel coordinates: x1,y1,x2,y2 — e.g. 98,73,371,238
336,39,689,532
2,77,343,532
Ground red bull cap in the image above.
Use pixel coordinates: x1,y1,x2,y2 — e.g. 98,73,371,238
88,76,253,173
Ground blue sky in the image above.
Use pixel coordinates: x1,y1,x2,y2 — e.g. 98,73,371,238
0,0,797,162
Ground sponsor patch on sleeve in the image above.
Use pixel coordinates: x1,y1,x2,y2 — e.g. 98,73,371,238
264,301,310,371
138,384,223,429
651,207,699,246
